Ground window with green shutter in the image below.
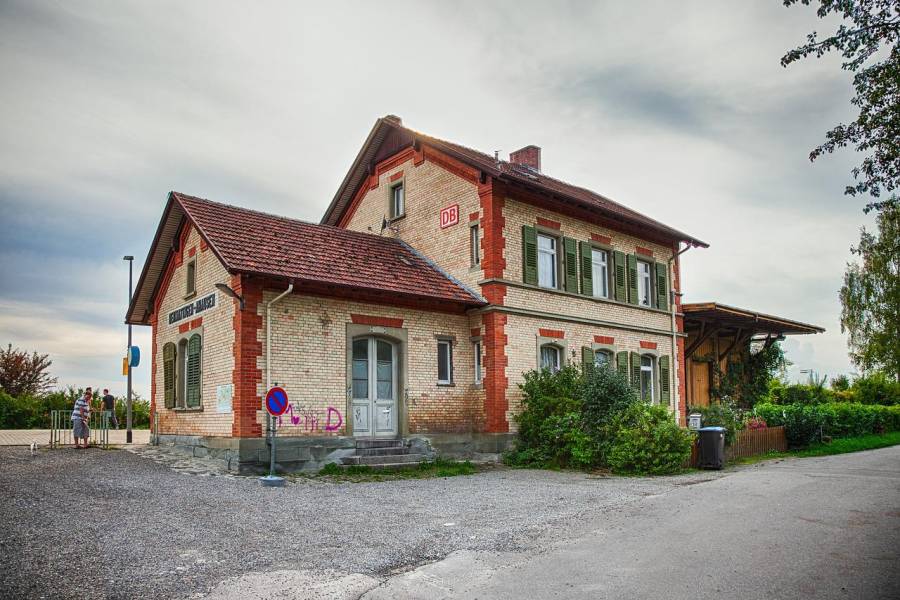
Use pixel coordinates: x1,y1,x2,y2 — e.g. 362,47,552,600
579,241,593,296
186,334,202,408
163,343,176,409
627,254,638,305
522,225,538,285
630,351,641,390
613,251,627,302
616,351,629,379
659,355,671,405
582,346,594,373
655,262,668,310
564,237,578,293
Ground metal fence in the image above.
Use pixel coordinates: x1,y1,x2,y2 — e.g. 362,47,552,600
49,410,111,449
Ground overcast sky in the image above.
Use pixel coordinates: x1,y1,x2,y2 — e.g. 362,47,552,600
0,0,875,397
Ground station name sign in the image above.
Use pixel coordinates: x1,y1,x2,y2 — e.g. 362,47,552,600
168,292,217,325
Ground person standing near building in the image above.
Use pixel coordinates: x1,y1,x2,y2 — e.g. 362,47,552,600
101,388,118,429
72,389,91,449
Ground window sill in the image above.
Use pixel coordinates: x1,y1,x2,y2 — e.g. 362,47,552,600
172,407,203,413
481,278,673,315
388,214,406,224
437,382,455,387
183,291,197,301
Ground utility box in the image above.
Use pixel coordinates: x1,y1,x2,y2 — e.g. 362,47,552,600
698,426,726,470
688,412,702,431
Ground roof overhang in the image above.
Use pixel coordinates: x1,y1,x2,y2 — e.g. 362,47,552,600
682,302,825,337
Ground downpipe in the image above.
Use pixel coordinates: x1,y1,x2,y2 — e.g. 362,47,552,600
668,244,691,424
266,282,294,454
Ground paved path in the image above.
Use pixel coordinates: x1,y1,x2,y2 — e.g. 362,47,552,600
367,447,900,599
0,428,150,445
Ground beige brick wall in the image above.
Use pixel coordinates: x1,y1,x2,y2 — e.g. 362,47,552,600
154,225,235,436
502,312,679,430
343,157,484,292
257,291,486,436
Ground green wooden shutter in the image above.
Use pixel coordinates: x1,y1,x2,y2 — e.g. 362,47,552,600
163,343,176,409
564,237,578,293
522,225,538,285
579,242,593,296
186,334,202,408
655,262,668,311
582,346,594,373
630,351,641,391
659,355,671,405
613,251,627,302
616,351,629,380
627,254,638,305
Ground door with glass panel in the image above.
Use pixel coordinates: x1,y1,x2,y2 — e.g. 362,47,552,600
351,337,398,437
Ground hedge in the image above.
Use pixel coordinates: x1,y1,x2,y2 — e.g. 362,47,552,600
754,402,900,447
0,390,151,429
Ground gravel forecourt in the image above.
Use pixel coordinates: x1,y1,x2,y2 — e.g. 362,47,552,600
0,445,721,599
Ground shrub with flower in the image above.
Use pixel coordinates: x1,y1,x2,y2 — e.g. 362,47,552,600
745,416,768,430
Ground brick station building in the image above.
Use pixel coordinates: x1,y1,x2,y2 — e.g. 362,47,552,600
127,115,814,472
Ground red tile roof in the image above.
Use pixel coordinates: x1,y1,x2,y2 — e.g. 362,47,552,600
180,192,482,302
322,116,708,248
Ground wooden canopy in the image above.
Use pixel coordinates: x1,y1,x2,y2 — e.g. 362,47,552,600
683,302,824,360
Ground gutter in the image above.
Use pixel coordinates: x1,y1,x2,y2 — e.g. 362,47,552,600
669,243,693,423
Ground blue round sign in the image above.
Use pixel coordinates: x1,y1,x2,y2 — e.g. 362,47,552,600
265,386,288,416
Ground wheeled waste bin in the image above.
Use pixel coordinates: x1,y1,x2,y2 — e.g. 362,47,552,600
698,426,726,469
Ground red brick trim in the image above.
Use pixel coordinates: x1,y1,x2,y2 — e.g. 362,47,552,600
483,311,508,433
190,317,203,330
591,233,612,245
390,170,404,182
376,147,416,177
178,323,190,334
536,217,561,230
188,246,196,257
478,179,506,284
149,312,158,426
640,341,658,350
636,246,654,257
200,238,209,252
594,335,615,345
350,314,404,328
232,275,263,438
676,315,686,425
539,328,564,339
471,327,481,337
422,145,481,185
413,147,425,166
469,211,480,222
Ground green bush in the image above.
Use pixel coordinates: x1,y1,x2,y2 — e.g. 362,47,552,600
0,388,150,429
755,402,900,447
852,372,900,405
605,403,693,475
688,402,743,445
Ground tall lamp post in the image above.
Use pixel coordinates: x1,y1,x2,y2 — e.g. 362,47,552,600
124,255,134,444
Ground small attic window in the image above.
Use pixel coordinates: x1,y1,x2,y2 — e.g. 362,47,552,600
186,260,197,297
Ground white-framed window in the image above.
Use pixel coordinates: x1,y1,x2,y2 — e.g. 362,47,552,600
390,182,405,219
592,248,608,298
186,259,197,296
473,341,482,383
540,344,562,373
594,349,612,368
470,224,480,267
640,354,655,403
437,339,453,384
637,259,652,307
537,234,557,289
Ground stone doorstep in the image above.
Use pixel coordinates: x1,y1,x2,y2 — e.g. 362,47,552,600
356,446,411,457
341,453,425,466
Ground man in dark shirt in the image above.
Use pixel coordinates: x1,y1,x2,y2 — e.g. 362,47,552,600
102,388,119,429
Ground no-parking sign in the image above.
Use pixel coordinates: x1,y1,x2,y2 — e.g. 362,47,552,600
265,387,289,416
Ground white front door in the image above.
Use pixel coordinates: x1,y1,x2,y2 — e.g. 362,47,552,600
350,337,398,437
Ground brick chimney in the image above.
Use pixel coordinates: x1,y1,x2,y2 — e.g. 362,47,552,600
509,145,541,172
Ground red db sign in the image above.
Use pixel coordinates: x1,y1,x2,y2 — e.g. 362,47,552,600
440,204,459,229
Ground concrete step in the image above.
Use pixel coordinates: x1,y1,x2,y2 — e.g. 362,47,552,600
355,439,403,450
341,453,425,466
356,446,410,457
338,461,426,472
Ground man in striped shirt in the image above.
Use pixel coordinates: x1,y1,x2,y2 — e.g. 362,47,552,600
72,389,91,449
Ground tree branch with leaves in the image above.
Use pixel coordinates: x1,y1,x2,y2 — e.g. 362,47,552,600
0,344,58,397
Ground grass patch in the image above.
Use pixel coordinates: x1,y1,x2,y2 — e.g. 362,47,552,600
311,457,478,483
732,431,900,466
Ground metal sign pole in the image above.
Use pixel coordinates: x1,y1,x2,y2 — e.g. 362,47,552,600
260,386,287,487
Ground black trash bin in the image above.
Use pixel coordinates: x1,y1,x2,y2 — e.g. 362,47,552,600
698,426,726,469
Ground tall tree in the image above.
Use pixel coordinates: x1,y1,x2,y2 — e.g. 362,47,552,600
0,344,57,397
840,203,900,380
781,0,900,212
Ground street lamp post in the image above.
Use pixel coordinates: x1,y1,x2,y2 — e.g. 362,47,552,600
124,255,134,444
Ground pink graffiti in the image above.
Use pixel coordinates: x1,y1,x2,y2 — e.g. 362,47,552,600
325,407,343,431
278,403,343,433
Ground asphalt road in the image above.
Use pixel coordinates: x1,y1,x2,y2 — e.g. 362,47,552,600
1,445,898,599
368,447,900,600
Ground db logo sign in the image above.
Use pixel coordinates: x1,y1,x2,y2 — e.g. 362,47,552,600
440,204,459,229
